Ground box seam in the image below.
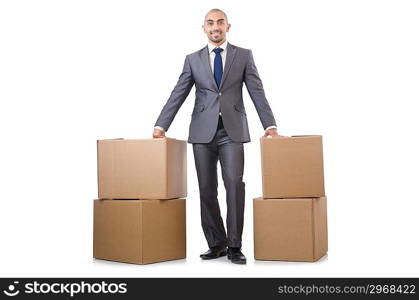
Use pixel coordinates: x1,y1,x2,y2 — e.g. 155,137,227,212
165,139,169,198
110,141,115,198
259,138,266,197
139,201,143,264
97,141,100,198
311,198,316,261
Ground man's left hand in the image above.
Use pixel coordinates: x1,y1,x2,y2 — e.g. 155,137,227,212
263,128,286,138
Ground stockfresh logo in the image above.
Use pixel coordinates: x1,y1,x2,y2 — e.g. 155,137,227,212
2,280,128,297
3,281,20,297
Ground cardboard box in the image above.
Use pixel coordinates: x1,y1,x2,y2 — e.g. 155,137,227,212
253,196,328,262
93,198,186,264
260,135,325,198
97,138,187,199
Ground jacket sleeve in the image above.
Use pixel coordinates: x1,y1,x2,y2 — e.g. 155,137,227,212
154,55,195,131
244,49,277,130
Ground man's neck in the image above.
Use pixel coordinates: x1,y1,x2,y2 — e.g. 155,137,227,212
208,39,226,47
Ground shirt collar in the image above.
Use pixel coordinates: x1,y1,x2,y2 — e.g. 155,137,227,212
208,40,228,54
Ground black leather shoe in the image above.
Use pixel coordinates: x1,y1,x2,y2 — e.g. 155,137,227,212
200,246,227,260
227,247,247,264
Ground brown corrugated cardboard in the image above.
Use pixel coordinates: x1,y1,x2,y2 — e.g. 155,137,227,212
93,198,186,264
97,138,187,199
260,135,325,198
253,196,328,262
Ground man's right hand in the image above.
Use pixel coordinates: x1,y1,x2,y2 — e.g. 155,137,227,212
153,128,166,138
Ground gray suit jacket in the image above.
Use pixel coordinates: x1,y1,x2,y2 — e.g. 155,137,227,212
154,42,277,143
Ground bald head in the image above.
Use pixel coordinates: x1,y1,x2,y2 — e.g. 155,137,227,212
202,8,231,46
204,8,228,24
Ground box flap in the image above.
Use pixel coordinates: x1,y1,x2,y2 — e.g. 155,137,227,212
141,199,187,264
253,198,315,261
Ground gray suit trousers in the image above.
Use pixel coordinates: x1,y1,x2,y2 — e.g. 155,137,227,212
193,116,245,248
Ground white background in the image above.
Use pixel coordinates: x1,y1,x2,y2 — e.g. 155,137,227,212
1,0,418,277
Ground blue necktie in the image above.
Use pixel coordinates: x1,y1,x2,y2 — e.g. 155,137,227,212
213,47,223,88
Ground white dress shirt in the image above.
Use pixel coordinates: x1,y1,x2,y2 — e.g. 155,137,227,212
208,40,228,73
155,40,277,132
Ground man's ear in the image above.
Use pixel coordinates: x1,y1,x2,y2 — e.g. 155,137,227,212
226,24,231,32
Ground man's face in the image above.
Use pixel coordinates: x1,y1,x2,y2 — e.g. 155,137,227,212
202,11,230,44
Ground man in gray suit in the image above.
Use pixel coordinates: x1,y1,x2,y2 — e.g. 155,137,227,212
153,8,280,264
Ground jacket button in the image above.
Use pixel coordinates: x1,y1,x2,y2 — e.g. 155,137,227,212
218,92,222,96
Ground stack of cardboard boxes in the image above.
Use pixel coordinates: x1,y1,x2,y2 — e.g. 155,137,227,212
254,135,328,262
93,138,187,264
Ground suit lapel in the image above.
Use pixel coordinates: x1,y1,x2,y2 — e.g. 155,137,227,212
219,43,237,90
199,46,218,91
199,43,238,91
